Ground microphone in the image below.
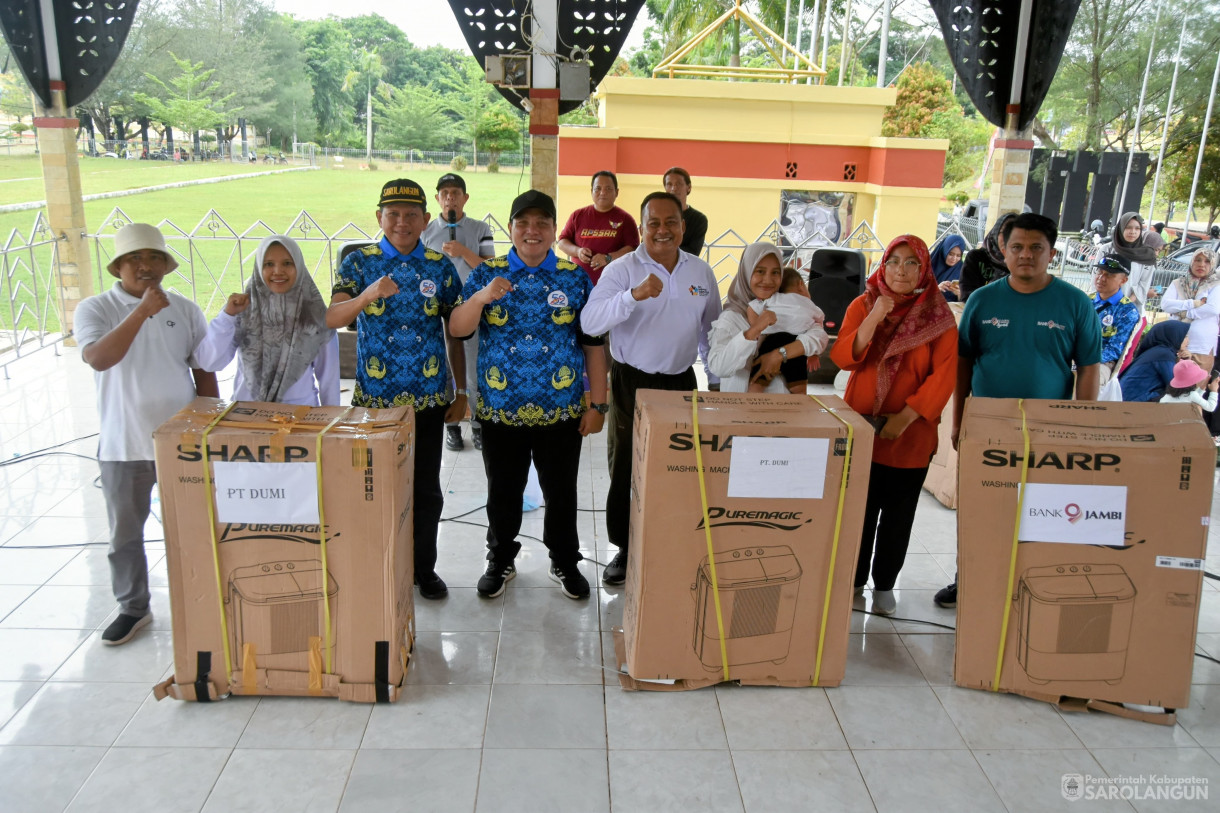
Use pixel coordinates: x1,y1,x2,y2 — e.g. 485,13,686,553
447,209,457,241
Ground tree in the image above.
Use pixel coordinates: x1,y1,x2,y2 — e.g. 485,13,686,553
1163,127,1220,230
375,84,452,151
441,59,519,167
297,18,355,144
882,61,986,187
344,50,388,158
135,54,233,139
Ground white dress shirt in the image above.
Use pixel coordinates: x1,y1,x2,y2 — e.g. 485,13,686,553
580,245,722,376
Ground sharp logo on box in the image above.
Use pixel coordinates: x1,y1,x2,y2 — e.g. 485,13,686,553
1047,404,1107,411
668,433,734,452
218,523,339,545
694,507,811,531
176,443,310,462
980,449,1120,470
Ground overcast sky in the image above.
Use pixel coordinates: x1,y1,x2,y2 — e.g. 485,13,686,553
272,0,648,55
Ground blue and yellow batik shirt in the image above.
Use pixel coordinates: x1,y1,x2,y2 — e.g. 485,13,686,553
333,236,462,409
462,248,604,426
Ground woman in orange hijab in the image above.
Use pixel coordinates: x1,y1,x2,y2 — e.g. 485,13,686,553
829,234,957,615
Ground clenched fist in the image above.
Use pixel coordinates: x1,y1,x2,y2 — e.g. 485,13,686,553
224,293,250,316
138,285,169,318
868,295,895,321
478,276,514,304
631,273,664,301
367,275,400,301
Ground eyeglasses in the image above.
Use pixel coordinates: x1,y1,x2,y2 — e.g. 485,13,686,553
883,258,921,271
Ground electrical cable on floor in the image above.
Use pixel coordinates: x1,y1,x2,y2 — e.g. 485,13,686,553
0,434,98,467
1197,650,1220,666
852,608,957,631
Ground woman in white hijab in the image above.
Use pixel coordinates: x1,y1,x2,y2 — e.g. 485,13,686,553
195,235,339,405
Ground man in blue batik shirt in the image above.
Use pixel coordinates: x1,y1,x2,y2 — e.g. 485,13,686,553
1092,253,1141,385
327,178,467,601
449,190,608,601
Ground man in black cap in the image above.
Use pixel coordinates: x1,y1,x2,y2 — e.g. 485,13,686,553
449,190,608,600
421,173,496,452
326,178,468,601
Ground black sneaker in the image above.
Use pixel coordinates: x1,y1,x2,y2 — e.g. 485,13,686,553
549,562,590,599
934,581,957,608
477,561,515,598
602,549,627,586
472,426,483,450
415,571,448,600
101,612,152,646
445,425,464,451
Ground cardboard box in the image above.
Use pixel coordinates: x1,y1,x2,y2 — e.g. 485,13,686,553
152,398,416,703
922,302,964,509
954,398,1212,717
616,390,873,690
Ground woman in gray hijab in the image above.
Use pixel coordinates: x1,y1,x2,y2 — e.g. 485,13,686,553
195,235,339,405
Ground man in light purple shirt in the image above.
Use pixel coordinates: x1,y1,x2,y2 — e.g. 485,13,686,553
581,191,722,585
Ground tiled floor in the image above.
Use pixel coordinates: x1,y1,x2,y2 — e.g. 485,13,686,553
1,346,1219,812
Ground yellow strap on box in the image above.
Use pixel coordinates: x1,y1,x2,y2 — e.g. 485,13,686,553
993,398,1031,691
808,395,853,686
691,390,731,682
201,401,239,688
316,406,354,674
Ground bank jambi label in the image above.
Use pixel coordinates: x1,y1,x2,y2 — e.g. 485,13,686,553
1017,483,1128,546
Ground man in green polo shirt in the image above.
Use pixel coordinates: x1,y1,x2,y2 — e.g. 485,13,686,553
936,212,1102,608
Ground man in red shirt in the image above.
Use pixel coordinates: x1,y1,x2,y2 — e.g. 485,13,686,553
557,171,640,283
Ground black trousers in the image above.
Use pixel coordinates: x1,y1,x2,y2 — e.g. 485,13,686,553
855,461,929,592
606,360,698,550
413,405,447,577
480,420,584,567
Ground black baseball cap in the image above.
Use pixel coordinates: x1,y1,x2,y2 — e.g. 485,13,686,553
1095,254,1131,275
378,179,426,208
436,173,466,192
509,189,557,222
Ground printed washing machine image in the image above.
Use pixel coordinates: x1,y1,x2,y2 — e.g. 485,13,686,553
1016,564,1136,684
227,560,339,671
691,546,802,670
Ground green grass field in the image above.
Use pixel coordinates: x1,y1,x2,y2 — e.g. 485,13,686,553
1,156,535,335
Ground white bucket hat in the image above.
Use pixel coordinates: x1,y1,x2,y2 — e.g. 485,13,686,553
107,223,179,276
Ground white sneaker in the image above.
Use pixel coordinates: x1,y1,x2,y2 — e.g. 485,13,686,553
872,590,897,615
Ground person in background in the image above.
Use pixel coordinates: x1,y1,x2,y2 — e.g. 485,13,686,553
448,190,607,600
557,170,640,284
421,173,496,452
830,234,957,616
930,234,969,302
1161,247,1220,374
196,235,338,406
1159,359,1219,416
326,178,467,602
1090,254,1141,386
958,213,1015,301
1099,212,1157,314
663,166,709,256
706,242,827,394
938,212,1102,609
1144,221,1167,254
75,223,219,646
581,192,721,586
1119,321,1191,403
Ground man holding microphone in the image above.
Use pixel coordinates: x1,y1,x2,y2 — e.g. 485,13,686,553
581,192,721,585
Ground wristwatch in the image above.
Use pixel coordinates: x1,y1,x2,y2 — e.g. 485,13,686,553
777,347,788,360
603,254,612,265
589,402,609,414
455,389,468,396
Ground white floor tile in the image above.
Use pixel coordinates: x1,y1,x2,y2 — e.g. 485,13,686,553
854,749,1006,813
0,681,148,746
116,692,258,748
842,632,929,686
494,630,605,684
0,744,107,813
405,631,499,685
501,584,601,631
973,748,1134,813
484,684,606,749
0,547,79,585
827,685,965,750
0,585,115,630
1178,683,1220,747
605,687,728,750
237,696,373,750
0,681,41,729
608,749,743,813
201,747,355,813
341,748,481,813
362,684,489,749
477,748,609,813
1089,748,1220,813
0,628,88,680
933,686,1084,749
733,750,875,813
413,587,504,632
65,746,231,813
716,684,847,750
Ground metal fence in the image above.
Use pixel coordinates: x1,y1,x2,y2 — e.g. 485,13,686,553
0,207,888,375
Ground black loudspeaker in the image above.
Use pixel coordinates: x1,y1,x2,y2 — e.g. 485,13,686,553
806,248,867,335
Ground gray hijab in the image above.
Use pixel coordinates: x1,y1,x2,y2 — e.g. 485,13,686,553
725,242,784,317
237,235,332,402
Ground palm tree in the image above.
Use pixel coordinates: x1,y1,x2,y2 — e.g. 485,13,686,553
343,50,387,159
649,0,792,68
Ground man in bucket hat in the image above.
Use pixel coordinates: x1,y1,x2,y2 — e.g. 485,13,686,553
75,223,218,645
326,178,467,601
